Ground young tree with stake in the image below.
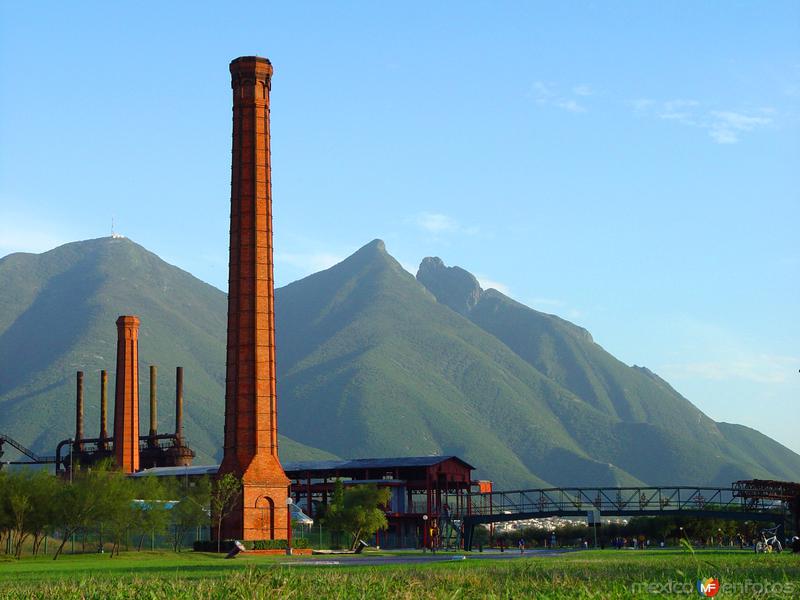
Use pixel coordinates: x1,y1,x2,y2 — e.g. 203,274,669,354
211,473,242,552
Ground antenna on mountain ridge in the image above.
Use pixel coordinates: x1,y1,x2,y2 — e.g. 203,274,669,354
111,217,124,239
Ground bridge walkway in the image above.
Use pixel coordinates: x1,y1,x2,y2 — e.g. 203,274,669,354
459,486,787,551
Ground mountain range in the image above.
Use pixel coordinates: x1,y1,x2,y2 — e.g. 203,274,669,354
1,236,798,488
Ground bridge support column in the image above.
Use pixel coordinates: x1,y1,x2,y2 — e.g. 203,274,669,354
463,522,474,552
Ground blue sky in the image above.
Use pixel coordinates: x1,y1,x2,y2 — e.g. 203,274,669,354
1,1,798,452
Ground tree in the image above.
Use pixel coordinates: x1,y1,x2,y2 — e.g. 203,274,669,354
210,473,242,552
130,476,170,551
322,481,390,551
52,461,124,560
320,479,346,548
98,474,138,557
23,471,59,556
167,476,210,552
0,471,9,554
0,470,54,558
7,472,33,558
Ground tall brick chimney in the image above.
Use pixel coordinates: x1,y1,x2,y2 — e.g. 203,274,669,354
113,315,140,473
217,56,290,541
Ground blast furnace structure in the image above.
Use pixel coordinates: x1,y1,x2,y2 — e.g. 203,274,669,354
216,56,290,541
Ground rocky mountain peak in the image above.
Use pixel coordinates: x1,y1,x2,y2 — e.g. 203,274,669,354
416,256,482,315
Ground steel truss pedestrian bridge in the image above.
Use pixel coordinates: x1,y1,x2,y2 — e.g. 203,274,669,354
461,485,789,551
0,433,56,468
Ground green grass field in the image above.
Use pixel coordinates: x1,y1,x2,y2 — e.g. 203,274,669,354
0,549,797,599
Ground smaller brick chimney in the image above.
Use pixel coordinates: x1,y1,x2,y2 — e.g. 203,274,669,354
113,315,140,473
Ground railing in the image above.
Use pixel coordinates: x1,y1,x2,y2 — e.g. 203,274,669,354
466,486,783,517
461,485,788,550
0,433,56,464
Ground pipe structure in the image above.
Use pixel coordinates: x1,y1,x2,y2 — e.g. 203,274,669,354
175,366,183,443
148,365,158,446
74,371,84,452
99,370,108,448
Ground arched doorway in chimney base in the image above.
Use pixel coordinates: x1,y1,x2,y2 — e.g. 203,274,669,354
255,496,275,539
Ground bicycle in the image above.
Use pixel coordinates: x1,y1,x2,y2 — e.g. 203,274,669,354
754,526,782,553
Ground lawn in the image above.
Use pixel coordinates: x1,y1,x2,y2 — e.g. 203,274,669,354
0,549,797,599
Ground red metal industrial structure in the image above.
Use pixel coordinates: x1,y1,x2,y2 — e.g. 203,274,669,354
734,479,800,533
285,456,483,548
133,456,488,548
53,315,195,476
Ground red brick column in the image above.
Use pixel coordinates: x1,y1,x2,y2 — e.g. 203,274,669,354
113,315,140,473
218,56,289,541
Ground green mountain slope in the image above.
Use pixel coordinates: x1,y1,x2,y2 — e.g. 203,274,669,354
716,422,800,482
416,255,800,486
0,237,332,464
1,237,797,488
275,241,645,487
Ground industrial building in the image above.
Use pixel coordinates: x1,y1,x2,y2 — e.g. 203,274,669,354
48,316,195,476
133,456,490,548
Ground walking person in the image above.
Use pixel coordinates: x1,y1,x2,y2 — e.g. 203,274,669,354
518,537,525,554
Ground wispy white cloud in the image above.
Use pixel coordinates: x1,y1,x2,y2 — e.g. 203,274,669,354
708,110,772,144
413,212,480,237
657,317,798,385
555,99,586,113
661,353,799,385
708,128,739,145
658,99,700,125
475,275,511,295
530,81,588,113
572,84,594,97
416,212,459,234
630,98,657,113
531,81,556,105
631,99,774,144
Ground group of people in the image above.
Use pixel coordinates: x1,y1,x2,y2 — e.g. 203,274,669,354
611,536,650,549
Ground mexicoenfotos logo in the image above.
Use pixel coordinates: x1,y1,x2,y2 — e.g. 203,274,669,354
697,578,720,597
632,579,795,595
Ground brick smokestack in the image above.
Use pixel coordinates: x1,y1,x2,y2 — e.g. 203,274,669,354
175,366,184,443
148,365,158,446
74,371,84,451
113,315,140,473
217,56,289,541
99,370,109,449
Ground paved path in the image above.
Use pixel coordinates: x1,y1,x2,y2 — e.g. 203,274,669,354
281,549,570,567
